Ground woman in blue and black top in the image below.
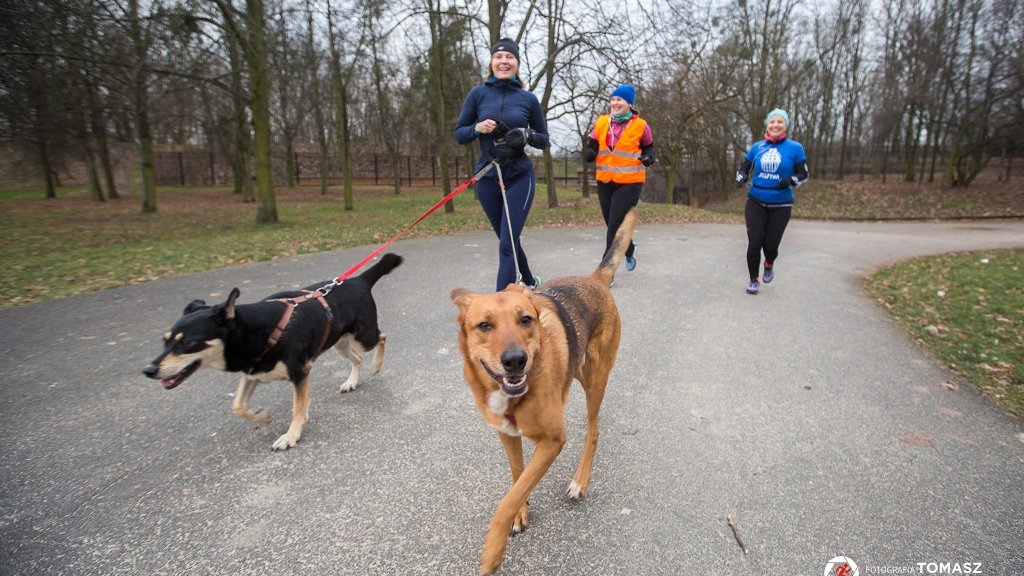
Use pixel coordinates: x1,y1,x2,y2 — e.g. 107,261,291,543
455,38,550,292
735,108,810,295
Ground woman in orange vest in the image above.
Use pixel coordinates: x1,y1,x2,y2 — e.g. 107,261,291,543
584,83,654,273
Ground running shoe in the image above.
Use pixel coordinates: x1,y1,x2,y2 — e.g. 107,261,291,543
746,279,760,294
625,247,637,271
762,263,774,283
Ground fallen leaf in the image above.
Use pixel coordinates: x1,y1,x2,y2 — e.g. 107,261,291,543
899,432,935,448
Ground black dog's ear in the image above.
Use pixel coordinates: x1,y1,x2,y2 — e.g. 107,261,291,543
213,288,241,322
184,299,207,314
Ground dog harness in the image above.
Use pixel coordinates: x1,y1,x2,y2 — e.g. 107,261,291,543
249,290,334,373
535,289,583,372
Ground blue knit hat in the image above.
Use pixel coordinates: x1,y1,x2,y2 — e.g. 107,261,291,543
765,108,790,128
610,84,636,106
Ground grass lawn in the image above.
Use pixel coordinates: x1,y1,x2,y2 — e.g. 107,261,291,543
1,176,1020,418
864,249,1024,418
0,183,735,307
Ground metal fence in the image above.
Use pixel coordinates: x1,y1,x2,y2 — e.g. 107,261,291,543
152,151,586,188
153,148,1024,207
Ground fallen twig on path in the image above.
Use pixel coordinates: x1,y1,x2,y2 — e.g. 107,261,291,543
727,515,749,555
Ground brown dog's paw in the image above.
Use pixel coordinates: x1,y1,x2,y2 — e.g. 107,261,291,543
511,502,528,535
271,433,299,451
566,480,586,500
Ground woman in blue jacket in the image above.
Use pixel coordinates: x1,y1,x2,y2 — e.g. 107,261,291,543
735,108,809,295
455,38,549,291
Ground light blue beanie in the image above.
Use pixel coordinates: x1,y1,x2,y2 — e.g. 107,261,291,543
610,84,636,105
765,108,790,128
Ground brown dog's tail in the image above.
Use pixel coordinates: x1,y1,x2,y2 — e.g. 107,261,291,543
356,253,404,287
593,208,638,287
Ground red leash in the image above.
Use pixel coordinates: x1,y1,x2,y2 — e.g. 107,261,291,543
331,161,498,284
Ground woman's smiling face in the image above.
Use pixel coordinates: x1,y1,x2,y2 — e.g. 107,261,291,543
609,96,630,115
766,114,787,137
491,51,518,80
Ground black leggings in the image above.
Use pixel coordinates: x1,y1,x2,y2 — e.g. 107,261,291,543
745,196,792,280
597,181,640,258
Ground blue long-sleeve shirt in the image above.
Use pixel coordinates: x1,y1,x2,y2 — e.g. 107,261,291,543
454,77,549,181
737,138,809,204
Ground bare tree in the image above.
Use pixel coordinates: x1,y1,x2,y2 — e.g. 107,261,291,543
325,0,366,211
270,0,304,189
364,0,405,195
215,0,278,222
423,1,474,213
733,0,808,139
304,0,331,195
944,0,1022,186
126,0,160,212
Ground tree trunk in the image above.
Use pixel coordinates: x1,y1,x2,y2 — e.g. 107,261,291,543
136,99,158,213
227,33,253,201
305,2,330,195
84,145,104,201
245,0,278,223
37,137,56,199
87,80,118,199
338,84,354,211
426,2,454,213
130,0,157,213
326,3,354,211
543,149,557,208
663,164,677,205
285,139,296,188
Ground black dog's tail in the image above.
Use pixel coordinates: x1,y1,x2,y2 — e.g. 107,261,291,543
356,253,404,287
593,208,638,287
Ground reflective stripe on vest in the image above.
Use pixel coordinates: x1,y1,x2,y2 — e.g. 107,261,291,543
595,115,647,184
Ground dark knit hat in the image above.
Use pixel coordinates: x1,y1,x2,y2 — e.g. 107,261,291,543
490,38,520,61
610,83,636,105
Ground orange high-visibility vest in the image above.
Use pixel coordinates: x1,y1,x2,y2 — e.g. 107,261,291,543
595,115,647,184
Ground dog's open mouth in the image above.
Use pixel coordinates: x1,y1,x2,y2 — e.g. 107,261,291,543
161,361,200,390
500,374,528,397
480,359,529,398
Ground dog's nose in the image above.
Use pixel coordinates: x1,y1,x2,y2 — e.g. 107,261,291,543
501,350,527,373
142,364,159,378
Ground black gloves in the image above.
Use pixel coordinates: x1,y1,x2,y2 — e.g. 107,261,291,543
494,124,532,162
735,159,752,188
639,144,655,167
584,138,599,163
735,172,747,188
775,177,792,189
502,127,529,149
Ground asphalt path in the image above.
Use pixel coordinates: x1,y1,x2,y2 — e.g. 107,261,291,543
1,218,1022,576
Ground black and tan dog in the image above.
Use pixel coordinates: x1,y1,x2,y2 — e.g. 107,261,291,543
451,209,637,575
143,253,403,451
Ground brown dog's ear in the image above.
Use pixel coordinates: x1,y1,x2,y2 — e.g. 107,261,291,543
450,288,476,312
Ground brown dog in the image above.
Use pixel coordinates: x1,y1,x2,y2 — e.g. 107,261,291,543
451,208,637,575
